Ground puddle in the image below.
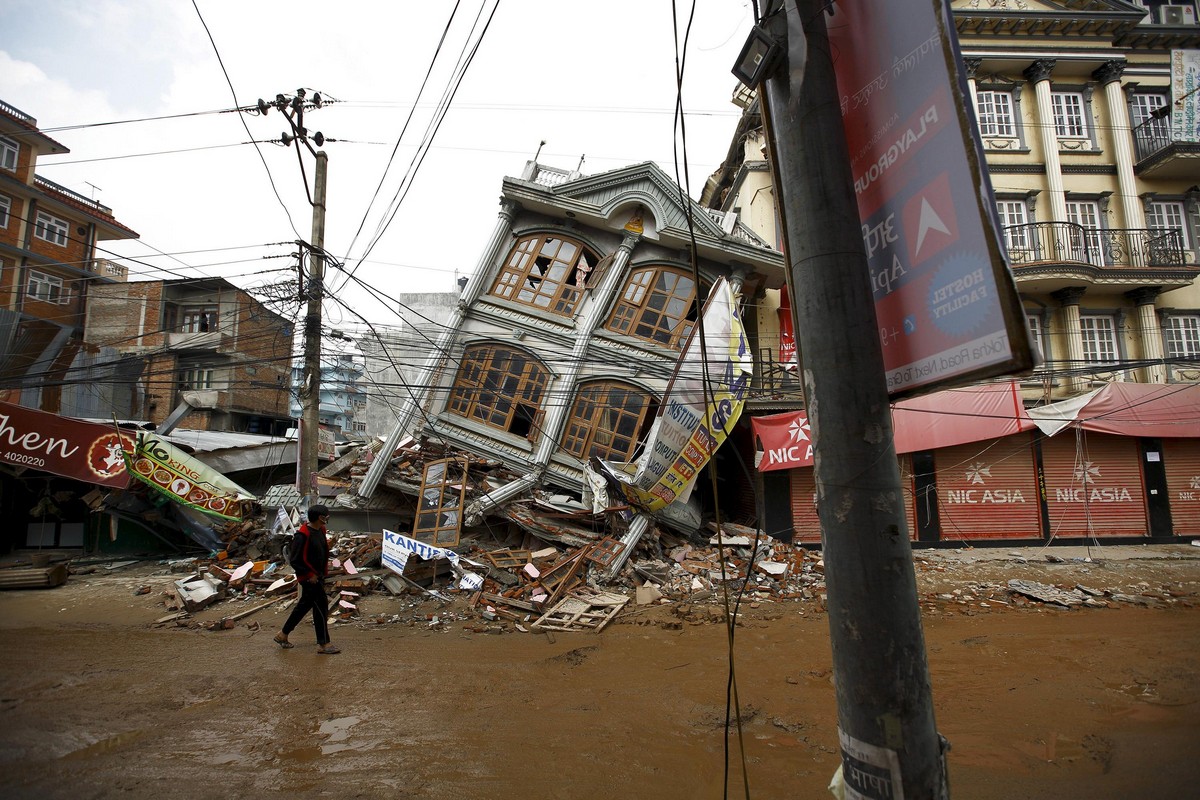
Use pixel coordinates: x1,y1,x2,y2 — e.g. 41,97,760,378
61,729,147,760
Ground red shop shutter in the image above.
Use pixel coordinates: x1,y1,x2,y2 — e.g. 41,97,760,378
1162,439,1200,536
930,434,1040,542
790,466,821,544
1041,431,1148,538
790,459,916,545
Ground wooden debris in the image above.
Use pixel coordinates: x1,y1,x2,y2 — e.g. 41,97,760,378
533,587,629,633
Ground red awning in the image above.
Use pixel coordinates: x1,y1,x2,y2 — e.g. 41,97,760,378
890,381,1034,454
1027,382,1200,439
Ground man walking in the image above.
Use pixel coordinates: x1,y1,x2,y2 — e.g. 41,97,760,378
274,504,341,654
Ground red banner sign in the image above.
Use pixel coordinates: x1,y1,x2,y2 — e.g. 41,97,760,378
0,401,132,487
752,411,814,471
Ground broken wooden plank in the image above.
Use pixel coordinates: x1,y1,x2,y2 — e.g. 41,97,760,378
532,587,629,633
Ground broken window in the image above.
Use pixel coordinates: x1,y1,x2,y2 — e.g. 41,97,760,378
448,343,549,439
605,266,700,350
561,380,655,462
179,305,219,333
412,457,468,547
490,234,597,316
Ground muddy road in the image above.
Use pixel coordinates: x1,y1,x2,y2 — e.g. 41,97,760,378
1,546,1198,799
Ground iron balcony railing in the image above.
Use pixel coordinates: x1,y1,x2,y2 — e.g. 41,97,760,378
1132,112,1176,162
1001,222,1188,270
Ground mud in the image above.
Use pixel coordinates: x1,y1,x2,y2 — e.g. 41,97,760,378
1,546,1198,799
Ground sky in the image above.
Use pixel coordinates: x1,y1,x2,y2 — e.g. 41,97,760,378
0,0,757,336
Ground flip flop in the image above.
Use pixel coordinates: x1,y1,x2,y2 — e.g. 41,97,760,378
273,634,294,649
317,644,341,655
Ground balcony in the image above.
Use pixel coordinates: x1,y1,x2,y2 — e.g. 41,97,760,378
165,330,233,353
1132,112,1200,178
1002,222,1200,294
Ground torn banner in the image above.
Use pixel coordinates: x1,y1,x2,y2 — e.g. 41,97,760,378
382,529,484,591
122,431,257,520
598,276,752,511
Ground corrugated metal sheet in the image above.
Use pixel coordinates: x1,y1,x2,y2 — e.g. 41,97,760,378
1041,432,1148,539
790,467,821,544
1162,438,1200,536
789,457,916,545
931,435,1041,541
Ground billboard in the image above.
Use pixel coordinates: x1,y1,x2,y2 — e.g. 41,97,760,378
829,0,1034,396
0,401,132,488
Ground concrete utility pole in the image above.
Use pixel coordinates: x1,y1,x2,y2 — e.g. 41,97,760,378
300,151,328,494
256,89,330,496
753,1,948,796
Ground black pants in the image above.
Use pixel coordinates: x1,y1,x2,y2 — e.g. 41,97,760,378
282,580,330,645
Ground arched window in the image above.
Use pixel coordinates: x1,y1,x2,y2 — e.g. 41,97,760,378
447,344,549,437
561,380,656,462
605,266,699,350
490,234,597,316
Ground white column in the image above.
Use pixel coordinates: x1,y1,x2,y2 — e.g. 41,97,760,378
1052,287,1087,395
1095,61,1146,230
1025,60,1068,223
532,229,642,465
1128,288,1166,384
964,57,982,117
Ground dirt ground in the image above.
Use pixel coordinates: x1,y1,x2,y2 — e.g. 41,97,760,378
1,543,1198,799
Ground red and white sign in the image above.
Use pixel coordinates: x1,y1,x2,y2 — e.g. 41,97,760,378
0,400,132,487
752,411,814,471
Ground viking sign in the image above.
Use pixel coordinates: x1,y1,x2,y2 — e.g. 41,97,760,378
122,431,257,520
599,277,752,511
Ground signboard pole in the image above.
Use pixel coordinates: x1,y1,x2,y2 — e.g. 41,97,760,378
757,1,948,796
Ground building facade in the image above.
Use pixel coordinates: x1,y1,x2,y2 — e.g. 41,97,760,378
0,99,138,413
703,0,1200,544
289,351,368,437
85,278,294,433
360,159,788,533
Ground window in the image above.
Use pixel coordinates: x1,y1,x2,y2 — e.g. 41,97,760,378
26,270,67,305
1026,313,1046,360
490,234,596,316
178,367,214,390
1147,200,1192,249
1051,92,1088,138
996,200,1031,255
0,135,17,172
1066,201,1106,265
1080,315,1119,364
447,344,549,437
561,381,656,462
34,211,69,246
180,306,218,333
1130,92,1169,135
606,266,699,350
0,194,9,228
976,90,1016,137
1165,315,1200,359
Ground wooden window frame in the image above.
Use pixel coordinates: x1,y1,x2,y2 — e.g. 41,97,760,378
605,265,700,350
1079,315,1119,364
0,194,10,228
561,380,656,461
489,234,596,316
412,457,468,547
976,90,1016,137
179,305,219,333
447,344,549,438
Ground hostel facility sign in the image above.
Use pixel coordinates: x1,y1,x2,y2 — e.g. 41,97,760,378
829,0,1034,396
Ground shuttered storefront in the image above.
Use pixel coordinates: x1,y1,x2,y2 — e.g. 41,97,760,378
1162,438,1200,536
790,467,821,544
1041,432,1148,538
932,434,1041,541
789,456,916,545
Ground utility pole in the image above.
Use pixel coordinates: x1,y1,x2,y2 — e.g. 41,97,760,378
300,151,328,495
255,89,330,496
751,1,948,796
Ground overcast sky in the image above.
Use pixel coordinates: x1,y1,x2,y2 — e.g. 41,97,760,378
0,0,755,334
